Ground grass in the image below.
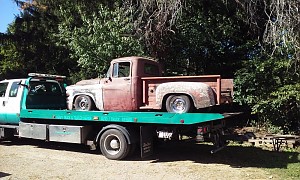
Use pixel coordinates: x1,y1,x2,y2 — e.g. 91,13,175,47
267,147,300,179
227,143,300,179
151,140,300,179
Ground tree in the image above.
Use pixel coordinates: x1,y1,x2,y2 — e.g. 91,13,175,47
0,0,77,78
128,0,184,59
236,0,300,70
232,0,300,133
54,2,145,80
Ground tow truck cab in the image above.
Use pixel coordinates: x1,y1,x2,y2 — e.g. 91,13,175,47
0,73,67,125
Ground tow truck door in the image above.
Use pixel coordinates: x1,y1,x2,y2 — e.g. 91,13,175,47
0,81,9,123
0,80,24,124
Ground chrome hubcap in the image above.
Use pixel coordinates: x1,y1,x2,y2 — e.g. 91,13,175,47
79,98,88,110
171,98,186,113
104,135,121,155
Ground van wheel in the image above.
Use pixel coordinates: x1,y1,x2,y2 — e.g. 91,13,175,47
74,95,94,111
166,95,193,113
99,129,131,160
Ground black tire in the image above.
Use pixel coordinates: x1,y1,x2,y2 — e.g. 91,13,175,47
99,129,130,160
73,95,94,111
166,94,194,113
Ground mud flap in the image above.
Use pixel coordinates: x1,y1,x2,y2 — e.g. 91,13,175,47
140,126,154,158
210,130,228,154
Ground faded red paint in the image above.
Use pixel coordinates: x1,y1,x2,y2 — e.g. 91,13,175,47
67,56,233,111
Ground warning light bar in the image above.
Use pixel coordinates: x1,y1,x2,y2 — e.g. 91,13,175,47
28,73,66,79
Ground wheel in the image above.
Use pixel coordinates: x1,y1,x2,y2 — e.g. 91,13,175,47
165,94,194,113
99,129,131,160
73,95,94,111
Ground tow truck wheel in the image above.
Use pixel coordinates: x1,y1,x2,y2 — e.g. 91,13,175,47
166,94,193,113
74,95,94,111
99,129,130,160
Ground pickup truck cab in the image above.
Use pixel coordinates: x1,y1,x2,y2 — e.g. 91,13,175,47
67,56,233,113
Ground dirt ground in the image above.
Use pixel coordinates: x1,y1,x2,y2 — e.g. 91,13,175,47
0,138,275,180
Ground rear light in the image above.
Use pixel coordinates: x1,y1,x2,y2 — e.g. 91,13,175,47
196,127,204,142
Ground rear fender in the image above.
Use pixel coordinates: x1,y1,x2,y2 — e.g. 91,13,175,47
156,82,216,109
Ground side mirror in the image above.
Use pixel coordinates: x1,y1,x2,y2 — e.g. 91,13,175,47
18,80,29,89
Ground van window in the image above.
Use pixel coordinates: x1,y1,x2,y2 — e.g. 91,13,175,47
9,82,20,97
0,82,8,97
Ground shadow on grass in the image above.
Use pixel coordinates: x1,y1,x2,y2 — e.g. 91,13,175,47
136,141,299,169
1,138,299,169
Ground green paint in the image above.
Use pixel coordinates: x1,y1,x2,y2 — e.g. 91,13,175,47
20,109,224,125
16,76,224,125
0,113,20,125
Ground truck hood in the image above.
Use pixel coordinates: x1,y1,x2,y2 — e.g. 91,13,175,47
74,78,102,85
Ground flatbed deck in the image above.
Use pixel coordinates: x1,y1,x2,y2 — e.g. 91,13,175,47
20,109,225,125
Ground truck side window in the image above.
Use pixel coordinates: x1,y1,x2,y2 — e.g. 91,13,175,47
0,82,8,97
9,82,20,97
113,62,130,78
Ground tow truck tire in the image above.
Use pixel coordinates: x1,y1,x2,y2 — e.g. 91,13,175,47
74,95,94,111
99,129,130,160
166,94,193,113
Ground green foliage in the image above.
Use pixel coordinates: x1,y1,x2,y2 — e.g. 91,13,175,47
0,1,77,79
0,41,22,79
54,2,144,80
235,57,300,133
163,0,250,77
0,0,299,133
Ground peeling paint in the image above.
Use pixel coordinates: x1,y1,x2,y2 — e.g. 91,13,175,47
66,84,104,110
156,82,216,109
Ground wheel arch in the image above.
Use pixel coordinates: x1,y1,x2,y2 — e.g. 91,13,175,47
156,82,216,109
72,93,96,109
95,124,138,146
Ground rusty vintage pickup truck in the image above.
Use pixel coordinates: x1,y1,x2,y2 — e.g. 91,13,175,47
66,56,233,113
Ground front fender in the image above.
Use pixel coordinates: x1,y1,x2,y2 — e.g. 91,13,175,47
156,82,216,109
66,84,104,110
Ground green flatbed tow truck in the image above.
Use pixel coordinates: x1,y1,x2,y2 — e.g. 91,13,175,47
0,73,232,160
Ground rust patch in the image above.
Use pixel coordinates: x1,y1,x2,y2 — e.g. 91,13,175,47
156,82,216,109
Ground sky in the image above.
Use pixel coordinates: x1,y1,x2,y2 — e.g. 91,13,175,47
0,0,21,33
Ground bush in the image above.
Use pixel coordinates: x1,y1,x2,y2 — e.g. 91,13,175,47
235,57,300,134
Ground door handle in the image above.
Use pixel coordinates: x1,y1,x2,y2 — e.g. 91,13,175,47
2,101,7,106
124,78,131,81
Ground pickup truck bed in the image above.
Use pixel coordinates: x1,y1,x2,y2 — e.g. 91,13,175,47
141,75,233,109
